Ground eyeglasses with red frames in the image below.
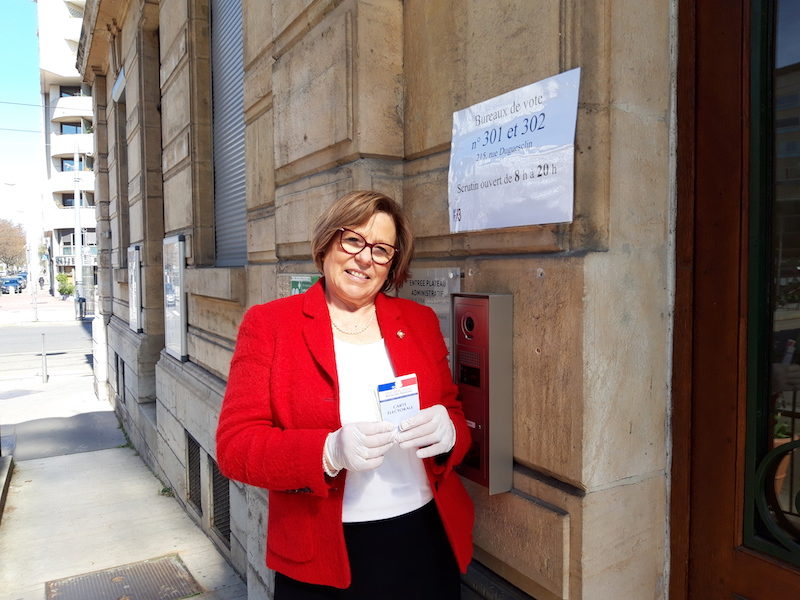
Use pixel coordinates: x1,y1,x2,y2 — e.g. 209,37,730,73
337,228,398,265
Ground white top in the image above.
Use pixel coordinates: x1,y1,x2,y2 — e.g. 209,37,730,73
333,337,433,522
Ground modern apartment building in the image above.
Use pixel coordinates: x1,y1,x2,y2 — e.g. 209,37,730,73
38,0,96,299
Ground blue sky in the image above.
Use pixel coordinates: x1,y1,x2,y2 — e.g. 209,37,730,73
0,0,41,215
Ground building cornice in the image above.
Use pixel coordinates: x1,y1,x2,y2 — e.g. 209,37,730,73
77,0,128,83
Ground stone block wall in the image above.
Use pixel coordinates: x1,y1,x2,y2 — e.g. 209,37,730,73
81,0,676,598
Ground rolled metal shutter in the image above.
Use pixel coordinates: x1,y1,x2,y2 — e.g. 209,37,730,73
211,0,246,266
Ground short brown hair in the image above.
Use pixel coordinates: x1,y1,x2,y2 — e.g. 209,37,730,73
311,190,413,292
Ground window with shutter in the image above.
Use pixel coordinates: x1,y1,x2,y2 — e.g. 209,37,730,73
210,0,246,266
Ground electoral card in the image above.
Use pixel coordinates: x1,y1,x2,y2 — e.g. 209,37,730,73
376,373,420,427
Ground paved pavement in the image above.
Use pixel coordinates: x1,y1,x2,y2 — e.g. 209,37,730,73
0,285,80,325
0,289,247,600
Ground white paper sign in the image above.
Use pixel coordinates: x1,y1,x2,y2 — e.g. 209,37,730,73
448,68,580,232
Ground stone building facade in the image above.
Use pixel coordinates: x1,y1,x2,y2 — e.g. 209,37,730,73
78,1,675,598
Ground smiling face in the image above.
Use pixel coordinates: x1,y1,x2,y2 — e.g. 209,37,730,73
322,211,397,310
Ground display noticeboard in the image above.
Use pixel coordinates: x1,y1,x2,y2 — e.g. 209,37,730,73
163,235,187,362
448,68,581,232
128,245,142,333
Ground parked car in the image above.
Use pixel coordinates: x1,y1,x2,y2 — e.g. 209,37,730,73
1,277,23,294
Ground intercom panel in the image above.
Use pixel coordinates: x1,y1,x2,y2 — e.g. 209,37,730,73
452,293,513,494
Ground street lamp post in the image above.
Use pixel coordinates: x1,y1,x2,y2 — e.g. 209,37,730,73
73,143,83,316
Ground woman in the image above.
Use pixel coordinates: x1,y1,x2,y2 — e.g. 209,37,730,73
216,190,474,598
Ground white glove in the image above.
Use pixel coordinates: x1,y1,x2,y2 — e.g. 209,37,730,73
396,405,456,459
324,421,395,473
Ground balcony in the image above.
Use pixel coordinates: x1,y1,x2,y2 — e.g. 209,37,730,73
54,253,98,267
51,95,92,122
50,169,94,194
64,16,83,43
50,133,93,158
54,239,98,268
59,245,97,257
45,205,96,230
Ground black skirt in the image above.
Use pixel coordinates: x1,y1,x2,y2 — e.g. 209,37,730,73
274,501,460,600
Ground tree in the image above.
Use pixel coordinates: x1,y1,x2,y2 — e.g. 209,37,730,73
0,219,26,269
56,272,74,298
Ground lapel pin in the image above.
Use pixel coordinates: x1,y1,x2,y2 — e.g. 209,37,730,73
397,330,405,339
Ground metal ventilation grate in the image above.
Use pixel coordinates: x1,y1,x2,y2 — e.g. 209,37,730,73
46,554,201,600
186,432,202,515
211,459,231,547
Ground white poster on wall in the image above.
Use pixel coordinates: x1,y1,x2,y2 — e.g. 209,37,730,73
128,245,142,333
448,68,581,232
163,235,187,361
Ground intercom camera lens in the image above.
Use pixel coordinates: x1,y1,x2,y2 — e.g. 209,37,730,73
464,316,475,332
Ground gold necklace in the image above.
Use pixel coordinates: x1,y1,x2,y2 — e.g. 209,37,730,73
330,306,376,335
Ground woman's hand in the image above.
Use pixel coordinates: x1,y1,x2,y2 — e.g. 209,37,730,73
396,405,456,459
324,421,395,473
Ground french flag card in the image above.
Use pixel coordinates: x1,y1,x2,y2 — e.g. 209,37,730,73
376,374,420,427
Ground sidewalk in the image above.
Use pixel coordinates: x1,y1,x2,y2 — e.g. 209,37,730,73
0,287,78,325
0,290,247,600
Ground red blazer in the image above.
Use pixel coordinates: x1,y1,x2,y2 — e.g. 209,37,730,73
216,280,474,588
